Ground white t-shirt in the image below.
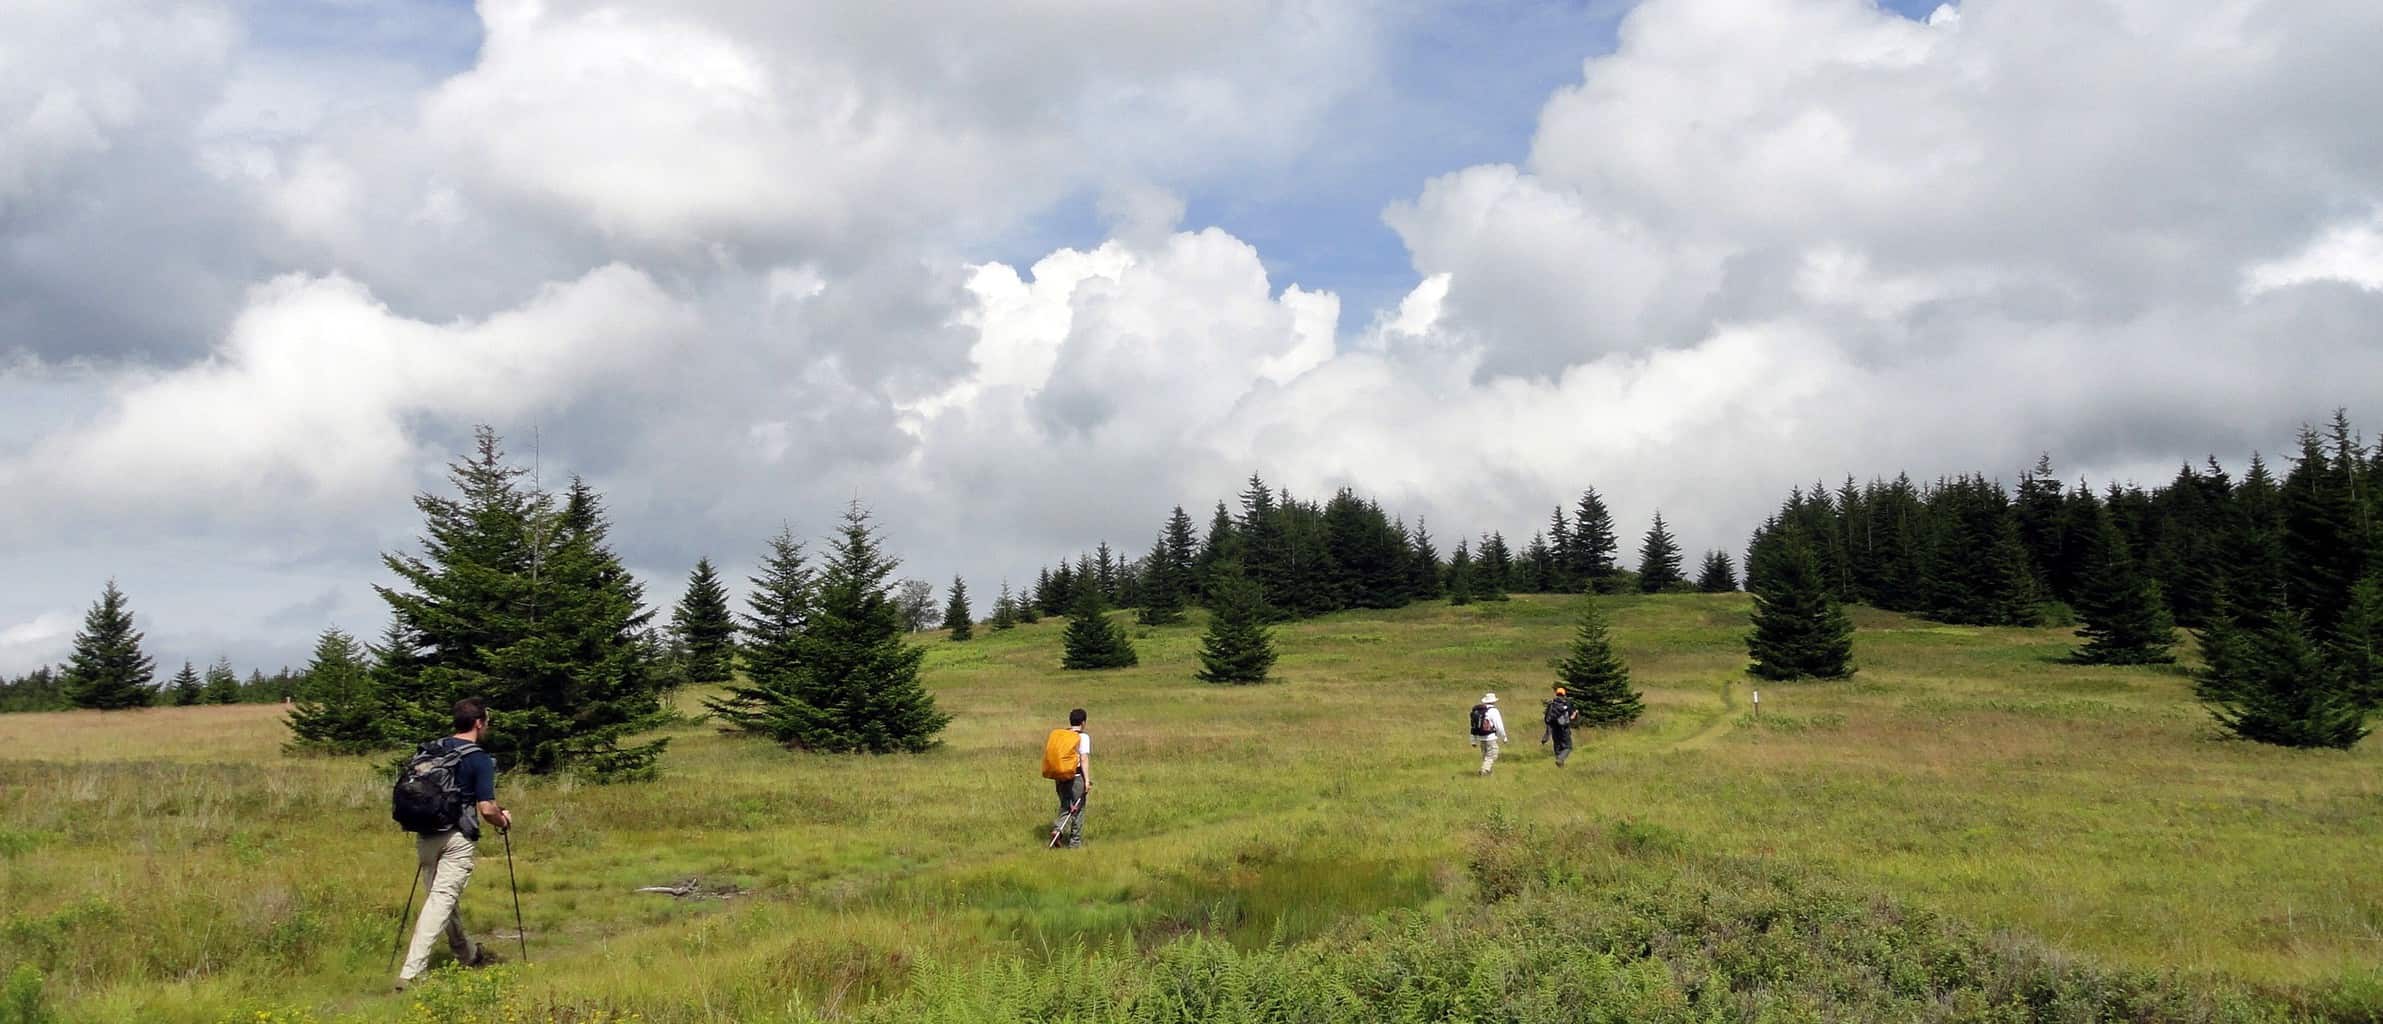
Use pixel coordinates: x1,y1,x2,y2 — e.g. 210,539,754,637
1075,729,1090,758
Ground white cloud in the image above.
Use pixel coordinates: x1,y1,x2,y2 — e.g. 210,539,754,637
10,0,2383,676
2246,213,2383,296
1,264,691,531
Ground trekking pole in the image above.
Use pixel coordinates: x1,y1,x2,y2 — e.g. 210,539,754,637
388,864,422,974
502,827,528,963
1047,796,1084,850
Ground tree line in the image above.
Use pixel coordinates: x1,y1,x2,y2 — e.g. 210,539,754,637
1742,410,2380,748
1,585,306,713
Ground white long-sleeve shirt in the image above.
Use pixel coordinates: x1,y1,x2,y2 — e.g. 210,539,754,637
1472,706,1508,743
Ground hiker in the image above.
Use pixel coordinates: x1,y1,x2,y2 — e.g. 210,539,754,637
393,698,512,992
1468,692,1509,776
1541,684,1577,767
1040,708,1091,848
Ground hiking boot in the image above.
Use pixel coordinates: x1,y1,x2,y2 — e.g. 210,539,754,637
466,943,502,968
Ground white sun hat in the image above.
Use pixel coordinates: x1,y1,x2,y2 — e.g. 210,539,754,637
1480,692,1498,705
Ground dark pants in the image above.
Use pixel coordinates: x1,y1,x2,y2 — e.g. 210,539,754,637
1548,725,1573,766
1052,775,1085,846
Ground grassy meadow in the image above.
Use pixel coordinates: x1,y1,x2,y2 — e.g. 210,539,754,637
2,594,2379,1022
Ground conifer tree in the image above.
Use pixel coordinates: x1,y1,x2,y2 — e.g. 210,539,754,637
2197,608,2369,749
991,583,1020,631
201,657,241,704
2281,418,2368,634
1408,520,1444,600
2071,504,2177,665
285,628,384,754
1523,533,1555,593
1061,587,1138,670
707,529,812,738
1476,534,1512,601
169,661,203,706
1016,585,1041,625
670,557,737,685
1164,505,1201,602
1046,561,1078,616
1637,512,1685,592
1572,488,1622,592
711,505,947,752
1195,563,1276,685
376,432,667,778
1697,551,1738,593
63,580,155,710
1138,536,1187,625
2330,576,2383,709
1093,542,1120,604
942,575,973,641
1548,506,1576,592
1747,535,1856,680
1446,540,1475,606
1557,597,1642,726
1195,501,1239,599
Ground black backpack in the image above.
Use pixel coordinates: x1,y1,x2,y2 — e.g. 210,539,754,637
1544,697,1576,728
1469,703,1493,736
391,741,479,834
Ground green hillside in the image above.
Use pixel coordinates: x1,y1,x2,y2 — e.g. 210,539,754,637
2,594,2377,1022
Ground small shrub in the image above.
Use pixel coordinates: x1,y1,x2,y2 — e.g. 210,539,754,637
2,965,53,1024
2037,601,2079,627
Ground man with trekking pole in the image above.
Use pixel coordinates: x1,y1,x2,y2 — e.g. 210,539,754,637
1041,708,1091,848
391,698,517,992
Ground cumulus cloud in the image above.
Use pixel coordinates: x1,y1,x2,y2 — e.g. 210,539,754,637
1,264,690,535
9,0,2383,677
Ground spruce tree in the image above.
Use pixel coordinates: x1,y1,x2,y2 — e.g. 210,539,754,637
1016,585,1042,625
991,582,1020,631
2197,608,2369,749
284,628,384,754
169,661,203,706
1637,512,1684,592
1747,535,1857,680
1572,488,1622,592
1195,501,1239,600
1061,587,1138,670
1696,551,1738,593
201,657,241,704
1557,597,1643,726
711,505,948,752
1164,506,1201,602
2330,576,2383,710
1195,563,1276,684
1523,533,1555,593
1548,506,1576,592
1476,534,1512,601
2071,506,2177,665
376,432,667,779
670,558,737,685
942,576,973,641
706,529,813,739
1138,536,1187,626
63,580,155,710
1446,540,1475,606
1408,520,1444,600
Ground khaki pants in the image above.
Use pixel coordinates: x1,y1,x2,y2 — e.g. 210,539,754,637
1477,736,1501,774
399,830,478,981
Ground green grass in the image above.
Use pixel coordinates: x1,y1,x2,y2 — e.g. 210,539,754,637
1,595,2377,1022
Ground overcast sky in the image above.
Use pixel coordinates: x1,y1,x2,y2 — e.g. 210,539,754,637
6,0,2383,676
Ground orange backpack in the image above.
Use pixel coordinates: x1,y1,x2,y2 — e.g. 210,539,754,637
1040,728,1081,780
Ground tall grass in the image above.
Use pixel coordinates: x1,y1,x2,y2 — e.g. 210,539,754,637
1,595,2376,1021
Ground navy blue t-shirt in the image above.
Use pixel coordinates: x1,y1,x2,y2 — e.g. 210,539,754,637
424,736,496,838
